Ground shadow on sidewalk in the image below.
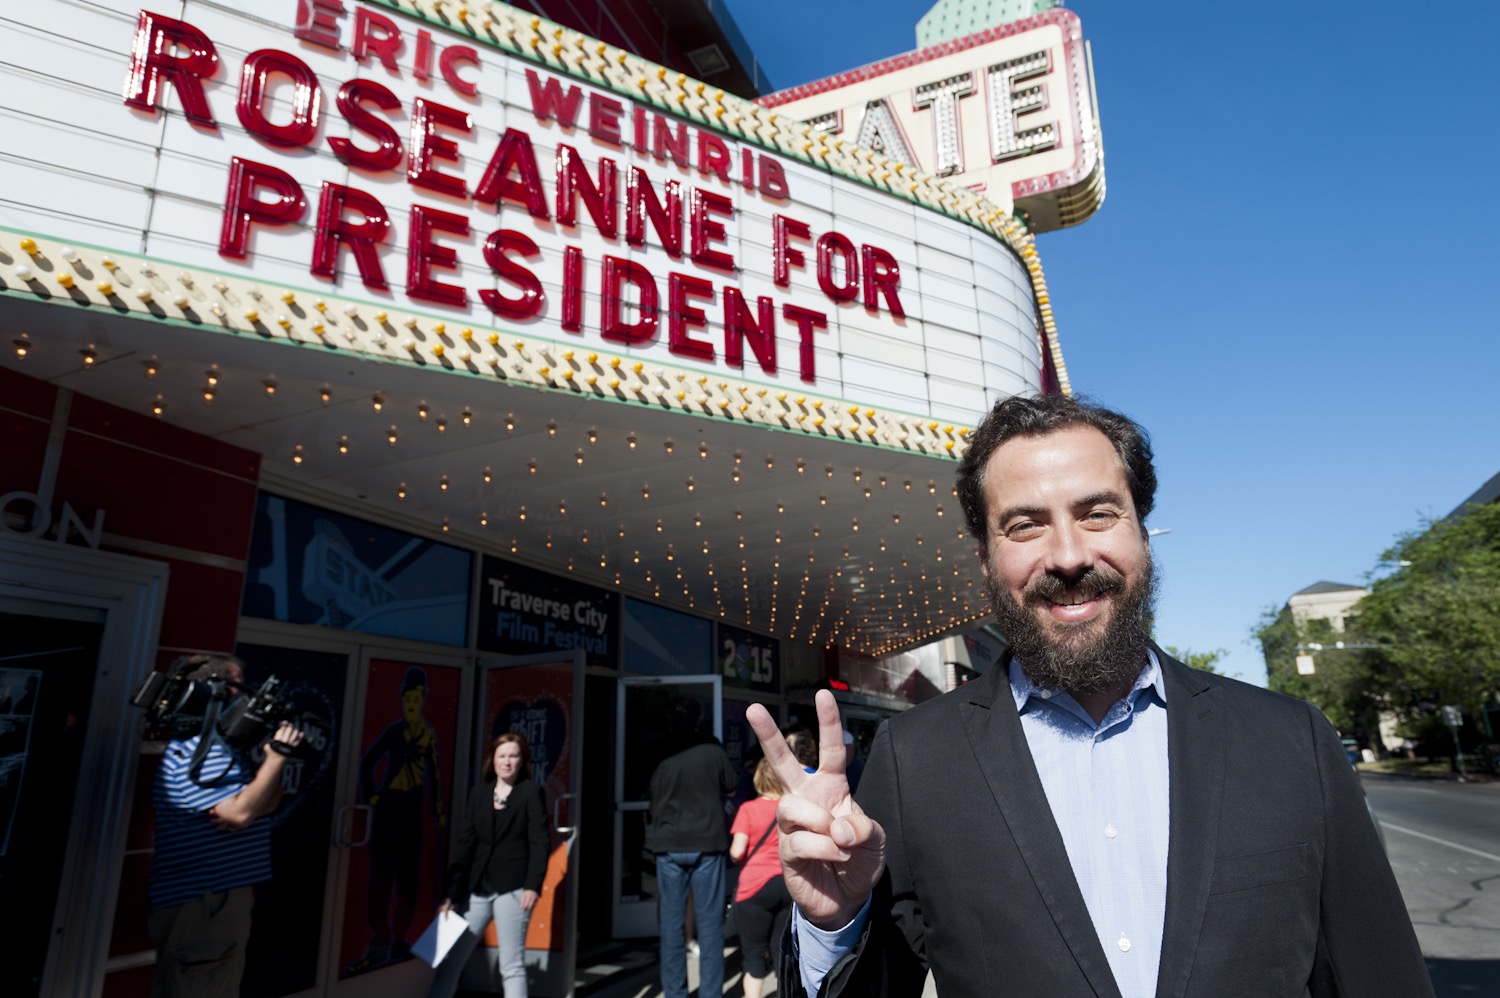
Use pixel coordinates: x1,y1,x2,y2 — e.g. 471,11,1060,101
575,940,762,998
1427,956,1500,996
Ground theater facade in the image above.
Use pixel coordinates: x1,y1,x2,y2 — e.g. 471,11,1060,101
0,1,1096,995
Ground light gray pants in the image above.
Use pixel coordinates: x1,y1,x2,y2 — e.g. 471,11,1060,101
429,889,531,998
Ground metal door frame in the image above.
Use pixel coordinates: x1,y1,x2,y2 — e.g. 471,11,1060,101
0,535,168,997
611,674,723,939
234,619,474,998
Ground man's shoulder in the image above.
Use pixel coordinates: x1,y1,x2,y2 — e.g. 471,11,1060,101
157,737,249,807
1161,655,1317,720
882,664,1007,736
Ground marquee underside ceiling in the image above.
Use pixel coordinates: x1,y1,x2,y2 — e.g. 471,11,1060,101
1,291,994,657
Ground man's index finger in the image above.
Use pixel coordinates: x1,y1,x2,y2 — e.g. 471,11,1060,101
746,702,805,790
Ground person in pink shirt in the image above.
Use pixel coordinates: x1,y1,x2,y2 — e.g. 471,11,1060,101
729,757,791,998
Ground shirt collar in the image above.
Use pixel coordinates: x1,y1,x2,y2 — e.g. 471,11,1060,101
1008,647,1167,714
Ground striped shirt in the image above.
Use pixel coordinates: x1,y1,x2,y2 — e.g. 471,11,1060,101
146,735,273,909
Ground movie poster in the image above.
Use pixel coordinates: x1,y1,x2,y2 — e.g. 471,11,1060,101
484,663,579,952
338,660,462,978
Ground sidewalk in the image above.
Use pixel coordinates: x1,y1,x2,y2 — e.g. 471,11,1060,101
573,939,938,998
575,940,773,998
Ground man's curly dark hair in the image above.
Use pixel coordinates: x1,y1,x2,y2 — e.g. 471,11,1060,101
955,393,1158,548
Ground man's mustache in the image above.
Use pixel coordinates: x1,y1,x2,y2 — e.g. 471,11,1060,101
1023,567,1125,607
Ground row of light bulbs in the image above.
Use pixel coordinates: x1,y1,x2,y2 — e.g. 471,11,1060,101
4,329,985,653
6,271,977,460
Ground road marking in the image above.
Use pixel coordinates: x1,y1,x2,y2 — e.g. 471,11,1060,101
1382,822,1500,864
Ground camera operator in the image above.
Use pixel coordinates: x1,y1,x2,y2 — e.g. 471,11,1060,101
145,654,304,998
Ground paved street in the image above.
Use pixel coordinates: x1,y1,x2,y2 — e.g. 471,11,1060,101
1364,774,1500,996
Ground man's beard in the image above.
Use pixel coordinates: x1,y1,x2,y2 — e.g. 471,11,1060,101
986,558,1159,697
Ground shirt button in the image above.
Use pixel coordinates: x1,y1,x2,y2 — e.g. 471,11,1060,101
1104,824,1117,839
1118,935,1131,953
1038,689,1053,699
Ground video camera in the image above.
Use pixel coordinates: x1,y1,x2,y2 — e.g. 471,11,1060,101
131,657,318,757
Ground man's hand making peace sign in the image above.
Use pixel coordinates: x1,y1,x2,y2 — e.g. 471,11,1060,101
745,690,887,930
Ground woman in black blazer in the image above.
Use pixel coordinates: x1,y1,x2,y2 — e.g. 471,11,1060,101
429,731,550,998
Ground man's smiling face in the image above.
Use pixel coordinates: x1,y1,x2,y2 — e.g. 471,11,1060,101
979,425,1156,694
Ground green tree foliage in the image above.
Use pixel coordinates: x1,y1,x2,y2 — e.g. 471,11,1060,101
1163,645,1227,674
1351,502,1500,724
1255,606,1385,732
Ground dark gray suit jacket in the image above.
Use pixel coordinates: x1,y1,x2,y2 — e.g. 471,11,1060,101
794,650,1432,998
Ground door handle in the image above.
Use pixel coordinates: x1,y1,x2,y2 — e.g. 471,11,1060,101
553,792,578,836
335,804,374,847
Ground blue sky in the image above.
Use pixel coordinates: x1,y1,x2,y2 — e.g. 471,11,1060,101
723,0,1500,685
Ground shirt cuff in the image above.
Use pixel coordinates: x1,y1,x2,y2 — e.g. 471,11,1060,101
792,898,871,997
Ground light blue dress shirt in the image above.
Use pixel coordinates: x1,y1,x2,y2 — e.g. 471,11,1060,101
794,652,1170,998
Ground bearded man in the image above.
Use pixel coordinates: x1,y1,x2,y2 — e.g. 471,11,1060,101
747,394,1432,998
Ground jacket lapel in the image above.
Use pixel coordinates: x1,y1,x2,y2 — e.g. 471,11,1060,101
1153,653,1225,998
961,662,1124,998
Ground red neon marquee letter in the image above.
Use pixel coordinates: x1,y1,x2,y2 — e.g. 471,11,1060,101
311,182,390,290
555,145,618,238
724,287,777,375
330,79,402,172
475,128,549,218
352,7,403,71
440,46,480,97
237,49,322,148
861,244,905,317
219,157,308,259
123,11,220,128
689,188,734,272
481,230,545,320
294,0,345,50
601,256,659,346
816,232,859,303
772,214,810,288
407,206,470,308
784,304,828,384
667,272,715,362
626,168,682,256
408,98,472,198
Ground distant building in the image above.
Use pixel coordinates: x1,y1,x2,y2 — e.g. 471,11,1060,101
1445,469,1500,519
917,0,1062,46
521,0,772,96
1287,581,1368,633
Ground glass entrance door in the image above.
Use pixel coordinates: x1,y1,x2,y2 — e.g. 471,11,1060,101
330,649,470,997
612,676,723,938
0,599,106,997
0,536,167,997
230,627,471,998
473,652,586,998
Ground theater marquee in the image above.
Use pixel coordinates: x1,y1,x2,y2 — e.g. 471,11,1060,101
1,0,1066,439
761,8,1104,233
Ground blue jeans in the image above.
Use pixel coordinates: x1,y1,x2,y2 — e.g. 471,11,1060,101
656,851,726,998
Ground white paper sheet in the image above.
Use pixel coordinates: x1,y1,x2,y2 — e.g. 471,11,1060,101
411,909,468,968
